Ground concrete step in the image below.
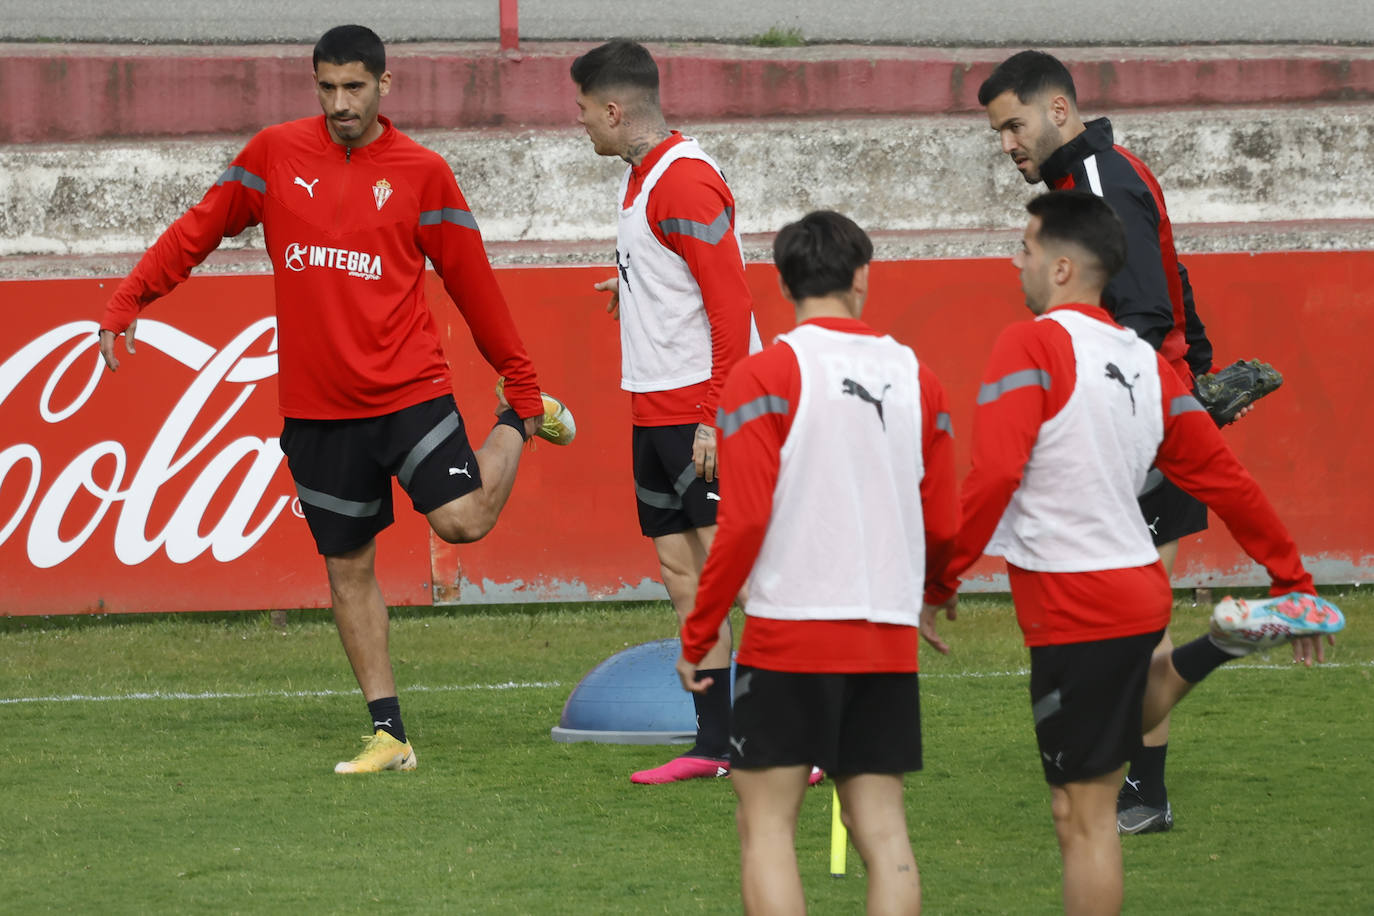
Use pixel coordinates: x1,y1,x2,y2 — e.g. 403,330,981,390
3,104,1373,274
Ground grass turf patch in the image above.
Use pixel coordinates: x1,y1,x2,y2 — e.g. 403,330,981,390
1,591,1370,913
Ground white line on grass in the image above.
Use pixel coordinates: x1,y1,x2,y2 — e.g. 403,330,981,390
0,681,564,705
3,661,1368,706
924,661,1371,679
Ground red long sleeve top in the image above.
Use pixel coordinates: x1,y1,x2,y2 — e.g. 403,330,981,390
100,115,542,420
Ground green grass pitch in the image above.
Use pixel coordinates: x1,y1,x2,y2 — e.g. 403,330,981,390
1,591,1370,914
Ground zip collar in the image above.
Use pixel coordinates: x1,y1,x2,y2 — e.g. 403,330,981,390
314,114,396,161
1040,117,1114,187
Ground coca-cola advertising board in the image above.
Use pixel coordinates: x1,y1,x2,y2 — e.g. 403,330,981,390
0,275,434,614
3,252,1370,616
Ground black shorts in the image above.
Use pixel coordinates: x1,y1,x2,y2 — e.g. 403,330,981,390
728,666,922,776
632,424,718,537
279,395,481,556
1138,470,1207,545
1028,629,1164,785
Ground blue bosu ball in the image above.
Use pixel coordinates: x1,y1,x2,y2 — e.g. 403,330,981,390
551,638,730,744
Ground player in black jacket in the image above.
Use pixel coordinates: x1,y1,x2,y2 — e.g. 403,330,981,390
978,50,1234,836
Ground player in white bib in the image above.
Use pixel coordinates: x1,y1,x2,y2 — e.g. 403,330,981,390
679,211,959,915
923,190,1341,916
571,40,761,785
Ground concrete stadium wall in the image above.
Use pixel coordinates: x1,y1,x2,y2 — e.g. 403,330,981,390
4,41,1374,272
5,106,1374,267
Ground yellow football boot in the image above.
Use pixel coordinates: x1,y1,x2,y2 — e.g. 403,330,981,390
333,730,417,774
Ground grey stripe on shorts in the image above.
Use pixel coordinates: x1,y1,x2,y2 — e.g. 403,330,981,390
294,482,383,519
397,412,462,490
635,482,682,510
1032,688,1063,725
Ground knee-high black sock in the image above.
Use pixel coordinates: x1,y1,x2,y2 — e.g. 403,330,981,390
367,696,406,743
1171,634,1241,684
689,668,731,759
1125,743,1169,808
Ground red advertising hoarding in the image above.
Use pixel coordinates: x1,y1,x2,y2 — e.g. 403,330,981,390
2,251,1370,615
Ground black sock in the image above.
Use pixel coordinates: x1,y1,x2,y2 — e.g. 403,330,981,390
1171,634,1239,684
494,407,530,442
1125,743,1169,807
688,668,731,759
367,697,406,743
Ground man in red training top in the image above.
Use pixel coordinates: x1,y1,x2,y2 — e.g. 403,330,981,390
98,25,572,774
922,190,1341,915
678,210,958,915
572,39,760,784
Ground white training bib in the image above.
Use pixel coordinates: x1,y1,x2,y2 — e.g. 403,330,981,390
615,137,759,392
987,309,1164,572
746,324,927,626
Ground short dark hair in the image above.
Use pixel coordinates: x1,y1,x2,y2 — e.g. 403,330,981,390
977,49,1077,107
313,25,386,80
570,39,660,97
773,210,875,301
1026,190,1126,281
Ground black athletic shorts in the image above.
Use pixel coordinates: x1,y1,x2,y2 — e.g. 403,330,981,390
279,394,481,556
632,423,719,537
1028,628,1164,785
728,666,922,776
1138,469,1207,545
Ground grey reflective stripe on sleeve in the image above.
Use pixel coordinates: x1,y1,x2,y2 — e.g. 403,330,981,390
636,483,682,510
1170,395,1206,417
658,207,733,245
977,369,1052,405
215,165,267,194
1032,688,1062,725
397,412,462,490
419,207,480,230
294,482,383,519
935,411,953,436
717,394,790,438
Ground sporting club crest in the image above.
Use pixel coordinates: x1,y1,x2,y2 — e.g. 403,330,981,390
372,178,393,211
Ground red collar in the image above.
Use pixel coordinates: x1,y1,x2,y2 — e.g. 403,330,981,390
315,113,395,158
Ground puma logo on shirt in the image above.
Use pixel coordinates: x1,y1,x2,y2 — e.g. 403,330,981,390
841,378,892,429
1105,362,1140,414
616,248,633,293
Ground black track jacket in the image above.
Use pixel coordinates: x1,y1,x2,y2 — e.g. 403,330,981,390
1039,117,1213,385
